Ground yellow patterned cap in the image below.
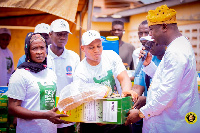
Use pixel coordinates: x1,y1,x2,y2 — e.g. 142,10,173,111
147,5,177,26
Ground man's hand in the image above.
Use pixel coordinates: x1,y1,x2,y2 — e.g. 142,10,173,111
139,47,152,66
125,109,142,126
133,96,146,109
122,90,138,103
46,107,69,124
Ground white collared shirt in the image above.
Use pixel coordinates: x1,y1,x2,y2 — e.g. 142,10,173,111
141,36,200,132
47,46,80,128
47,46,80,97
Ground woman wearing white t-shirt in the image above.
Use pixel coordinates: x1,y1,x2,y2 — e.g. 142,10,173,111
6,33,68,133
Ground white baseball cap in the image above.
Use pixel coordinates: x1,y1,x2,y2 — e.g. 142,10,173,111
0,28,11,36
34,23,50,34
50,19,72,34
82,30,103,46
140,35,154,41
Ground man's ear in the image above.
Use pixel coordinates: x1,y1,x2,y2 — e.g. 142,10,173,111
80,45,85,52
110,30,113,35
162,23,167,32
49,31,52,38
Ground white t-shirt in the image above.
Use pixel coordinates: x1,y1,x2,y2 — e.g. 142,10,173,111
132,46,142,70
47,46,80,127
0,47,14,86
74,50,126,95
7,68,57,133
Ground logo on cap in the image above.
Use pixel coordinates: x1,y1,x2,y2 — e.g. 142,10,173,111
60,21,66,29
88,31,97,37
82,30,103,46
34,23,50,34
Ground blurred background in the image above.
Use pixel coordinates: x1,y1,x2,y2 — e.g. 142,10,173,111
0,0,200,70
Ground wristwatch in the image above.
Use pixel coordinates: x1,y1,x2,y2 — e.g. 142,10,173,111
138,110,145,118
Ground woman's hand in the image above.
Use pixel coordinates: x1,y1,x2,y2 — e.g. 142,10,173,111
8,98,70,124
45,107,69,124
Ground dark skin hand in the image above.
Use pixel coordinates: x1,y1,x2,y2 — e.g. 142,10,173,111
13,117,17,126
125,109,142,126
133,96,146,109
122,90,138,103
8,98,69,124
125,96,146,125
46,108,70,124
98,96,144,127
132,84,145,96
139,47,152,66
125,46,151,126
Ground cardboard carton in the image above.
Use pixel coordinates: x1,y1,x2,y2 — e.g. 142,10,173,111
56,96,133,124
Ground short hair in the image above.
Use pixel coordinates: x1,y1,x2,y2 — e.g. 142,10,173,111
112,20,124,28
140,20,148,25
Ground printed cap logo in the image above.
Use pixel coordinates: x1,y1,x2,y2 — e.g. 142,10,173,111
185,112,197,124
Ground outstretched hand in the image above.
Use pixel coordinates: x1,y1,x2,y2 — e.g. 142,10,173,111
46,107,69,124
122,90,138,103
125,109,142,126
133,96,146,109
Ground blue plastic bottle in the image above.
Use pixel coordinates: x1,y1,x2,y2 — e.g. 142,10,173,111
101,36,119,55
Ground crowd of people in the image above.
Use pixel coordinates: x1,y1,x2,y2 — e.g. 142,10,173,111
0,4,199,133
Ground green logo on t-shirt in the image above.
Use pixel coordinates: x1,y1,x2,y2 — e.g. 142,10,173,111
38,82,56,110
6,57,13,73
93,70,118,94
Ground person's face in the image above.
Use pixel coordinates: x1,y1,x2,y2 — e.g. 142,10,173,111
40,33,51,45
138,24,149,46
149,25,164,45
0,34,11,49
49,31,69,48
81,39,103,66
111,24,124,40
147,41,165,56
189,115,194,122
30,39,46,63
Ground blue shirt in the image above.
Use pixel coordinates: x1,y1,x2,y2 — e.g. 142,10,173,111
17,55,26,67
134,56,161,96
